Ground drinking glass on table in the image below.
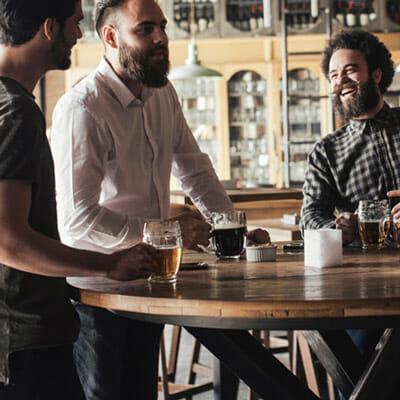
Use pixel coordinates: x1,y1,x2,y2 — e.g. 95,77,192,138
210,210,247,259
357,200,390,249
143,220,183,283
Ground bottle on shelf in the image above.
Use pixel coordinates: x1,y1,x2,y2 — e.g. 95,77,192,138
335,1,345,25
196,0,208,33
345,1,357,27
359,1,369,26
369,0,376,22
257,4,265,29
249,4,258,31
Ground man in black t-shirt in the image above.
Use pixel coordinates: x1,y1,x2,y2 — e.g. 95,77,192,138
0,1,158,398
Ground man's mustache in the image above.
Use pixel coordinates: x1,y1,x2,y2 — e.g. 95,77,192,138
330,80,358,96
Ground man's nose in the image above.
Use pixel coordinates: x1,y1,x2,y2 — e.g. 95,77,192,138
153,27,167,45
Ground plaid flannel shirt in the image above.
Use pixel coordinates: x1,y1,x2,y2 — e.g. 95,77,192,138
301,103,400,232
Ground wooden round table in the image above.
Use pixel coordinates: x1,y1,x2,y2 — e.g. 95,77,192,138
68,246,400,400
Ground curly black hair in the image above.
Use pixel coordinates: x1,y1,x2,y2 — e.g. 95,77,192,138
321,29,394,95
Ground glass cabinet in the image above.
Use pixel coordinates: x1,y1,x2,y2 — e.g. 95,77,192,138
283,68,326,186
228,71,271,187
172,78,230,179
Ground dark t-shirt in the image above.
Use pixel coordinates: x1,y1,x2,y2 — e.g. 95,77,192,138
0,77,79,383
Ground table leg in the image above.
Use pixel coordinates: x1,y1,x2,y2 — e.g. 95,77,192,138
301,330,364,398
350,328,400,400
212,357,239,400
302,328,400,400
185,327,319,400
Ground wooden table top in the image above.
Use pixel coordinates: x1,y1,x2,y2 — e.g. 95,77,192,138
67,246,400,329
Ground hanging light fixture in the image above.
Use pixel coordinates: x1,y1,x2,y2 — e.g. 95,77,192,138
168,0,222,80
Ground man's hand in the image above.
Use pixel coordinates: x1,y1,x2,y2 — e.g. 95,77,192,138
387,190,400,219
247,228,271,246
174,210,211,251
108,243,157,281
335,212,359,244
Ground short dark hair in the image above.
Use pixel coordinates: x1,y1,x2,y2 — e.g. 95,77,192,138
95,0,128,38
0,0,79,46
321,29,395,94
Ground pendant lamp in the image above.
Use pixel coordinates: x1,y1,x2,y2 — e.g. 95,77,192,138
168,0,221,80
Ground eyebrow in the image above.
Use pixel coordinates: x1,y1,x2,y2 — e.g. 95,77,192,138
135,18,167,27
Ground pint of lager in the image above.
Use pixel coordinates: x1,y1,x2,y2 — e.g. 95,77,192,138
143,220,183,283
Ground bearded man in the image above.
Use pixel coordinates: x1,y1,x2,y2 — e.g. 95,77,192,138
50,0,250,398
300,29,398,400
301,29,397,244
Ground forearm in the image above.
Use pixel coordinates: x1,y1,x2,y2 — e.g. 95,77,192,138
0,223,113,278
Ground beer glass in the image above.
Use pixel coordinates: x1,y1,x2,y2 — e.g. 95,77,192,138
210,210,247,259
143,220,183,283
357,200,390,249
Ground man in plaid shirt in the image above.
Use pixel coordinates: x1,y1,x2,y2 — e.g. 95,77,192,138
301,29,398,245
301,29,398,399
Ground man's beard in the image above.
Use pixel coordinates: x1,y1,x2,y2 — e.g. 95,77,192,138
333,76,380,123
50,30,72,71
119,40,170,88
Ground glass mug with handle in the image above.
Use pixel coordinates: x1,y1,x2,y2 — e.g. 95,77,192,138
209,210,247,259
358,200,390,249
143,220,183,283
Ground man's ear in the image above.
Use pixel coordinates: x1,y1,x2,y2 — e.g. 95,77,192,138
42,17,60,40
102,25,118,49
372,68,383,85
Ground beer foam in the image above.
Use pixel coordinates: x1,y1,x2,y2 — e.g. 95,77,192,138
213,224,245,230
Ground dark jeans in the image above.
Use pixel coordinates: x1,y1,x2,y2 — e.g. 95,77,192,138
74,302,163,400
0,344,85,400
338,329,383,400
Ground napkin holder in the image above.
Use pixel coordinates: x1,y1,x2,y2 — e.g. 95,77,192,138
304,229,342,268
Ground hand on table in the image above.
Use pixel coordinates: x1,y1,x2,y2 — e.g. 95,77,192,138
108,243,157,281
335,212,359,244
246,228,271,246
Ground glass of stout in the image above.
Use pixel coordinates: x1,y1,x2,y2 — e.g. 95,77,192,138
210,210,247,259
143,220,183,283
357,200,390,249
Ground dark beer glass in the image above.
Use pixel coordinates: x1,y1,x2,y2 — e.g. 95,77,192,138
210,211,247,259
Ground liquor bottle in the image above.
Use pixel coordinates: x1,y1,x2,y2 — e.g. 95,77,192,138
346,1,357,27
179,1,190,32
240,5,250,31
249,4,258,31
257,4,265,29
359,1,369,26
205,1,215,29
301,1,310,29
293,2,301,29
335,1,345,25
196,0,208,32
369,0,376,22
174,1,182,29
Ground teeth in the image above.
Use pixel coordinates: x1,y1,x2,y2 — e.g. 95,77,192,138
341,88,355,96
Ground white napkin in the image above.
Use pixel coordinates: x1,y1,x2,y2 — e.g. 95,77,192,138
304,229,342,268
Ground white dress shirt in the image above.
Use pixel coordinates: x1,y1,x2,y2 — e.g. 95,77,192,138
51,57,233,253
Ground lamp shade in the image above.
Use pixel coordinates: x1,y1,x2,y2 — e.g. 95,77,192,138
169,38,222,80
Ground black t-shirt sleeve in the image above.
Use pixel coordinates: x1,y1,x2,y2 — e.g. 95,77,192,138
0,101,43,182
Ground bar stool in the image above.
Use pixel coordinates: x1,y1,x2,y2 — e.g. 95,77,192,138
158,326,213,400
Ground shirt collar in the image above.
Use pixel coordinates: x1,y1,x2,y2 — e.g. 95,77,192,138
348,103,392,133
97,56,153,108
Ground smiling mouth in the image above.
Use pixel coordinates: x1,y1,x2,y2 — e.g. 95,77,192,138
341,87,357,97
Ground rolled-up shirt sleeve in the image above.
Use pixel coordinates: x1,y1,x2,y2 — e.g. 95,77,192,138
51,98,143,253
171,91,233,217
300,142,338,233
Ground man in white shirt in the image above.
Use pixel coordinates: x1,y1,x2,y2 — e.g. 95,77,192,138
52,0,267,398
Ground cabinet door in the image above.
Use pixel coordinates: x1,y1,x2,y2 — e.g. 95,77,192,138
281,68,330,187
228,71,271,188
172,78,230,182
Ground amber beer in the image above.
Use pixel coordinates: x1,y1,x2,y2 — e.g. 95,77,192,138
358,220,383,248
152,247,182,282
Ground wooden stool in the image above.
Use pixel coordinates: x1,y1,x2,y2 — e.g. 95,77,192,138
158,326,213,400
